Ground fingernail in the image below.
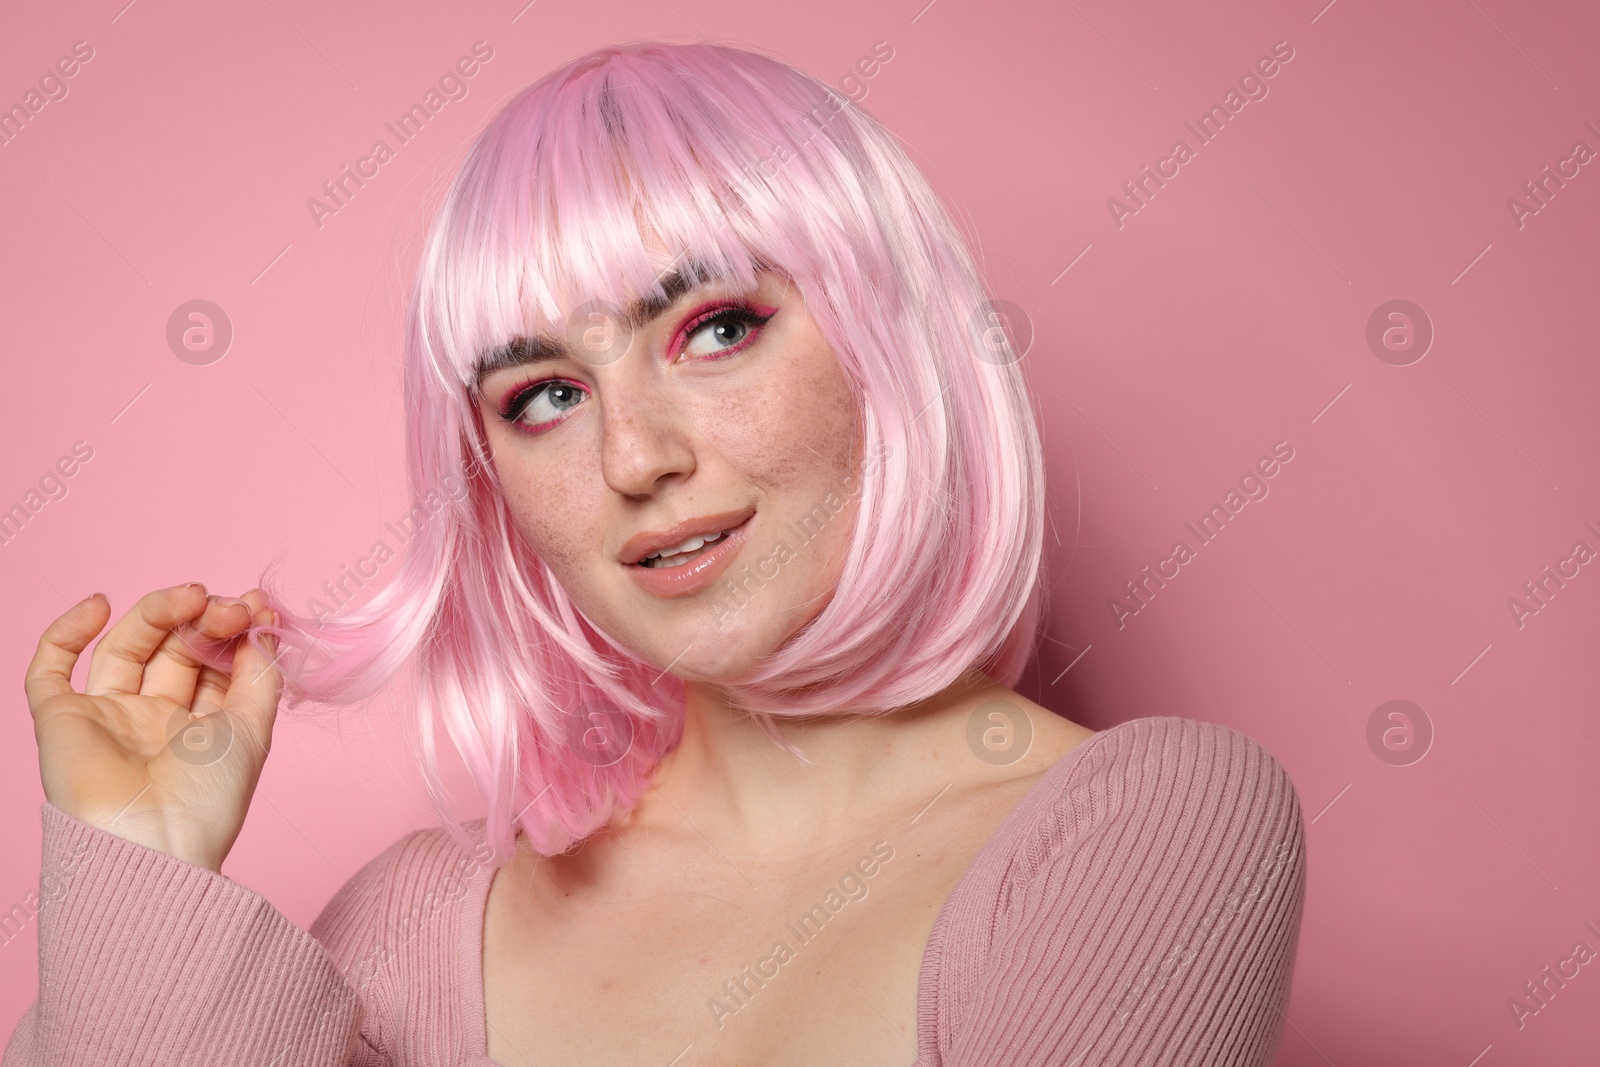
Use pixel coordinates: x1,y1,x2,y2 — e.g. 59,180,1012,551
185,582,206,594
226,598,251,611
82,592,104,603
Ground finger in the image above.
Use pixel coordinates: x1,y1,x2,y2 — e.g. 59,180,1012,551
85,583,209,697
140,594,256,704
24,594,112,713
219,609,283,754
186,597,264,710
193,662,233,709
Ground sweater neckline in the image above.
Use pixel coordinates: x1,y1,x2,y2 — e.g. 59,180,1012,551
457,720,1122,1066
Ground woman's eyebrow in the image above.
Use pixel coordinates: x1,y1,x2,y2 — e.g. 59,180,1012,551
473,265,721,387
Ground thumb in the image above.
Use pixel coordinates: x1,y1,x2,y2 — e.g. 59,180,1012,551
220,609,284,754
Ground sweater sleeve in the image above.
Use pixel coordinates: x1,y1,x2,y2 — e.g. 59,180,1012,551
2,800,407,1067
943,718,1308,1067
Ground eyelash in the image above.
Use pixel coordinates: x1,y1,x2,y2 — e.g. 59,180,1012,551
496,302,776,433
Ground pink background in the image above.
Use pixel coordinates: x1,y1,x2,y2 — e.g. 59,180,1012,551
4,0,1598,1061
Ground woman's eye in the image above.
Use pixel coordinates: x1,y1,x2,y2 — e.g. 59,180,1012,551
505,380,586,429
679,308,771,361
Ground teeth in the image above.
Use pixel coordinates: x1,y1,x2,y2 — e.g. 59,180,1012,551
645,530,726,566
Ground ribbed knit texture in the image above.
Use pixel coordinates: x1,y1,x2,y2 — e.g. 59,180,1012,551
3,716,1306,1066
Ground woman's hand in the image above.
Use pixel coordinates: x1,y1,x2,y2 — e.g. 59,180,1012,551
24,583,284,874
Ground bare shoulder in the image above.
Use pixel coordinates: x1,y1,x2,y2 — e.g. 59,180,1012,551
958,684,1097,783
1018,691,1098,767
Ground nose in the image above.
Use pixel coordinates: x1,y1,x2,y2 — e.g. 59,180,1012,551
598,373,698,497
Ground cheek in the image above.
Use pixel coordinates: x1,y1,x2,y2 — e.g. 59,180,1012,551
707,345,862,607
491,434,597,575
708,345,860,490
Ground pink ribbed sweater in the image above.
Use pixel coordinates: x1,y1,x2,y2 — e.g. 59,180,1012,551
3,715,1306,1066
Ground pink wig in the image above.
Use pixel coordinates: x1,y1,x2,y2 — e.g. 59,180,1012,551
254,39,1047,858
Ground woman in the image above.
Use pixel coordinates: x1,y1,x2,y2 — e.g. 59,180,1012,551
9,39,1305,1066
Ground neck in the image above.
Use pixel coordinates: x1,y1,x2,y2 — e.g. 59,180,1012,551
641,668,996,858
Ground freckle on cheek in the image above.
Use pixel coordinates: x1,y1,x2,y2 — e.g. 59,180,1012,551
500,481,578,569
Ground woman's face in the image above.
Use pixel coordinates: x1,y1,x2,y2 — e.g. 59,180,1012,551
476,260,864,681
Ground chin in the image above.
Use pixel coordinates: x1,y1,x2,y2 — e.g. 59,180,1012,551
634,609,796,684
584,566,824,683
647,641,762,685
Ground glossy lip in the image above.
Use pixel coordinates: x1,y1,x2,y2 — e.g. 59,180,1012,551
625,514,754,600
618,506,757,566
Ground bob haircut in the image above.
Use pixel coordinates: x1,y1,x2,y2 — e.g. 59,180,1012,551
250,39,1048,858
